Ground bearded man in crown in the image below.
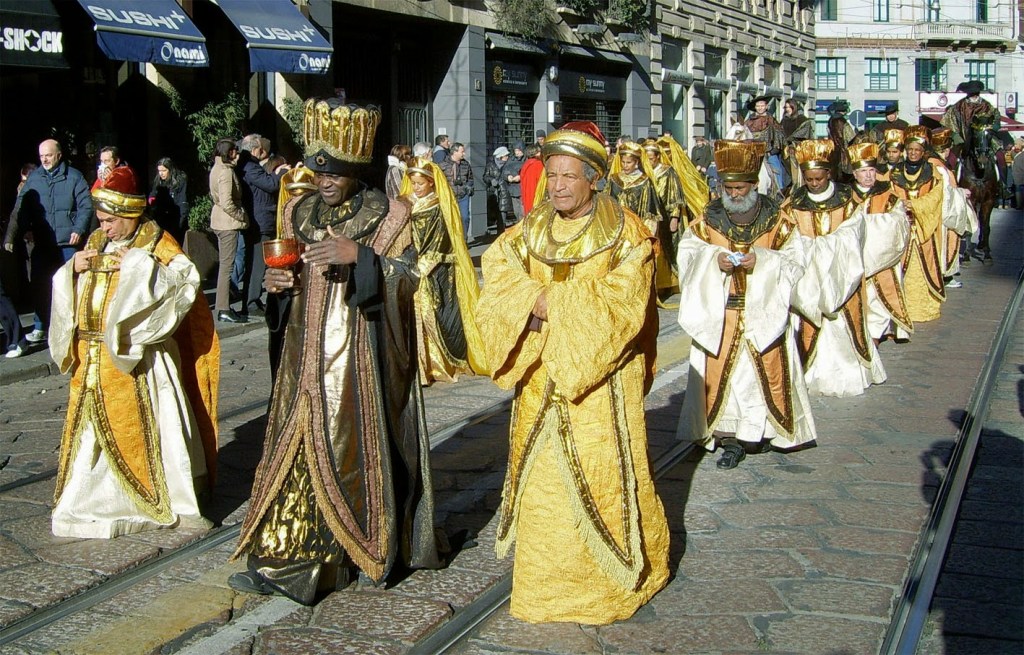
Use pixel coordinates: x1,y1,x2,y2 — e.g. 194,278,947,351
229,99,440,605
675,140,816,470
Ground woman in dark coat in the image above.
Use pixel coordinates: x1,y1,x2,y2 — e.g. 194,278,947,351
148,157,189,244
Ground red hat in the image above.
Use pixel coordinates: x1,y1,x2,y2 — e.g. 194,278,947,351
559,120,608,147
99,166,138,195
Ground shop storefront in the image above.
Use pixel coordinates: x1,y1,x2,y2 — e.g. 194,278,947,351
559,70,625,141
485,60,539,153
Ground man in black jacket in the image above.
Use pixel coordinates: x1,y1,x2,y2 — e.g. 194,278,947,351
440,142,475,242
236,134,288,315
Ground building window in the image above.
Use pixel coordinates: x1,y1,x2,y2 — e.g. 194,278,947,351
662,38,689,143
790,66,805,93
915,59,947,91
815,57,846,91
874,0,889,21
764,60,780,87
927,0,940,21
966,60,995,89
736,55,755,84
976,0,988,22
703,48,726,140
819,0,836,21
866,58,898,91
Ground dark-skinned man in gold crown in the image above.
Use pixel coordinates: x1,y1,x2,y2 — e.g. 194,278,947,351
475,121,669,624
675,139,816,470
229,99,440,605
782,138,908,398
49,175,219,539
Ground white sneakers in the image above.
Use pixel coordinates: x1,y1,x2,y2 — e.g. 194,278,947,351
5,344,23,359
24,329,46,343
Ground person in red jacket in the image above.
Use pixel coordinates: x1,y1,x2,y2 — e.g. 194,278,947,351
519,144,544,214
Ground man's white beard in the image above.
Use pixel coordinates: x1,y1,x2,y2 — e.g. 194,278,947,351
722,190,759,214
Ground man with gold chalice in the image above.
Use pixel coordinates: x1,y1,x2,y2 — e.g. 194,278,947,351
229,98,441,605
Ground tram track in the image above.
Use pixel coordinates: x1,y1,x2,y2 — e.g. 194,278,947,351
0,315,684,649
0,396,512,646
880,269,1023,655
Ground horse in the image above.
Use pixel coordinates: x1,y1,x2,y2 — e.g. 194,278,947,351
956,126,1001,263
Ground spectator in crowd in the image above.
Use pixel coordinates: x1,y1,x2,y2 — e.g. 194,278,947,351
535,130,546,147
229,99,440,605
92,145,138,194
412,141,431,158
483,146,512,233
1,164,35,357
432,134,451,164
148,157,189,244
440,142,475,241
504,141,526,221
49,174,219,538
209,138,249,323
386,143,412,199
475,120,669,624
519,144,544,214
236,134,287,316
690,135,713,175
1012,140,1024,209
4,139,92,343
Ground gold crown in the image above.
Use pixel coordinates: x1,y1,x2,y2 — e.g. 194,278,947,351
795,139,834,171
406,156,434,179
641,138,662,153
904,125,930,145
92,187,146,218
883,128,905,147
617,141,644,158
303,99,381,163
931,127,952,149
714,140,766,182
848,142,879,170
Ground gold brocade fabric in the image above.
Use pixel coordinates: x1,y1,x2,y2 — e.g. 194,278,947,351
54,222,219,520
407,193,471,384
250,442,344,563
234,190,439,584
891,175,945,323
476,200,669,624
855,186,913,334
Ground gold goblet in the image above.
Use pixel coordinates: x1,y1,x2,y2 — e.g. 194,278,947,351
262,238,304,296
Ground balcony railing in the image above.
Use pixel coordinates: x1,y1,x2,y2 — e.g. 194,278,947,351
913,21,1012,42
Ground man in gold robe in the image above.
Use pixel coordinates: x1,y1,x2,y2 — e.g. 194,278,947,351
476,121,670,624
848,142,914,342
888,127,972,323
50,179,219,538
783,140,908,398
675,140,816,469
230,100,439,605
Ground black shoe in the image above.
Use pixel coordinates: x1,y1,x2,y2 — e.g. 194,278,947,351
249,298,266,313
228,571,274,596
716,444,746,469
217,309,248,324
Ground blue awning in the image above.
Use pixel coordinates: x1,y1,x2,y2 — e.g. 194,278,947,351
77,0,208,68
213,0,332,75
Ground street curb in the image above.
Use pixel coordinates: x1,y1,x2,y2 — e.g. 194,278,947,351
0,321,266,386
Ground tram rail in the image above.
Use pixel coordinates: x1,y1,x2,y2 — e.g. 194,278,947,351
880,269,1023,655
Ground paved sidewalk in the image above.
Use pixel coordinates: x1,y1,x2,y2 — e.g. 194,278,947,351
0,210,1020,654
